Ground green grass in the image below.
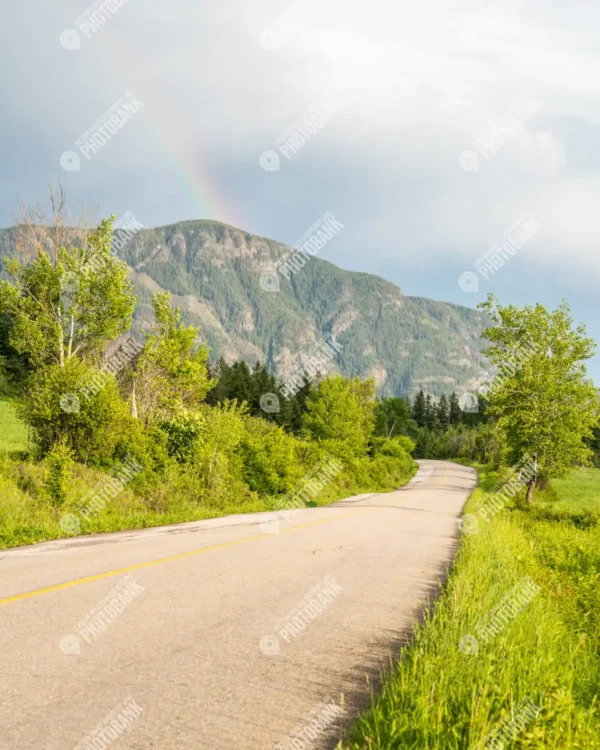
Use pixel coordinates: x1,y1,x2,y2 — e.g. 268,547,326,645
342,466,600,748
0,398,28,454
536,468,600,512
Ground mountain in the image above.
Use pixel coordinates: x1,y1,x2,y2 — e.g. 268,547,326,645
0,220,490,397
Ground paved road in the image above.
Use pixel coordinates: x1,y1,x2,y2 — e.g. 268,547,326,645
0,460,477,749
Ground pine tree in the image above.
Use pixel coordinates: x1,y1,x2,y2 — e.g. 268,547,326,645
412,389,426,427
449,392,461,425
437,393,449,430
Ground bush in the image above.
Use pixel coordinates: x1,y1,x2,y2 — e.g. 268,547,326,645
43,441,73,507
158,409,205,463
377,435,416,458
238,417,304,496
20,359,130,463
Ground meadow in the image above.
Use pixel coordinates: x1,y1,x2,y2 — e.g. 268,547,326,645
342,465,600,749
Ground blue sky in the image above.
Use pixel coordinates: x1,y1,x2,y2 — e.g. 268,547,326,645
2,0,600,378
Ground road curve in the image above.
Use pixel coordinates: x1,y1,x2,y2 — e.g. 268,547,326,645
0,460,477,749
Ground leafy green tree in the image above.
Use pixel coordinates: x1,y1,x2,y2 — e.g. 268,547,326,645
0,218,135,369
301,374,375,457
479,295,600,502
134,293,215,424
374,397,417,438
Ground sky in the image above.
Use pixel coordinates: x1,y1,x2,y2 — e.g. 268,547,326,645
2,0,600,378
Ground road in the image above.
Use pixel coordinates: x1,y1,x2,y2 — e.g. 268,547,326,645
0,460,477,749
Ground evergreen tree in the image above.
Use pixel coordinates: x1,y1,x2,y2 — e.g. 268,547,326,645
437,393,449,430
412,389,427,427
449,392,461,425
424,394,436,429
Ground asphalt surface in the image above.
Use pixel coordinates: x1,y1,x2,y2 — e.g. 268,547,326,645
0,459,477,749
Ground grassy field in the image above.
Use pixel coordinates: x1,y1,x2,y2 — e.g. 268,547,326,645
0,398,28,454
342,465,600,749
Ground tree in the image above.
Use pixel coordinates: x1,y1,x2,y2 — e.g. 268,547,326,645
479,295,600,502
449,392,461,425
437,393,449,430
412,389,427,427
0,217,135,369
133,293,215,425
424,394,437,429
374,397,417,438
301,374,375,457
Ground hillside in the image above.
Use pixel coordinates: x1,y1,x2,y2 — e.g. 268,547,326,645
0,221,490,397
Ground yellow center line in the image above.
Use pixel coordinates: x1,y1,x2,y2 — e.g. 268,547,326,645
0,464,452,607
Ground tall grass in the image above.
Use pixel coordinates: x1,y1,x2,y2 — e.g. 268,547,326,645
343,467,600,748
0,398,29,454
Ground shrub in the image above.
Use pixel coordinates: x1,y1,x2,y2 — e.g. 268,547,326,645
158,409,205,463
238,417,304,496
43,441,73,507
20,359,130,463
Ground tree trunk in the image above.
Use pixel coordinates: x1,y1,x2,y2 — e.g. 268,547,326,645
525,454,538,504
131,379,138,419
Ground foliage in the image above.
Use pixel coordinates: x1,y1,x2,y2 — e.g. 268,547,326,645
376,435,416,458
43,441,73,507
479,295,600,500
374,397,417,438
158,408,205,463
0,218,135,368
343,465,600,748
237,417,304,496
133,292,215,424
301,374,376,458
20,358,129,461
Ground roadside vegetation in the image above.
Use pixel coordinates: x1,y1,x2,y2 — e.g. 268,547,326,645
0,203,416,548
342,464,600,748
343,295,600,747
